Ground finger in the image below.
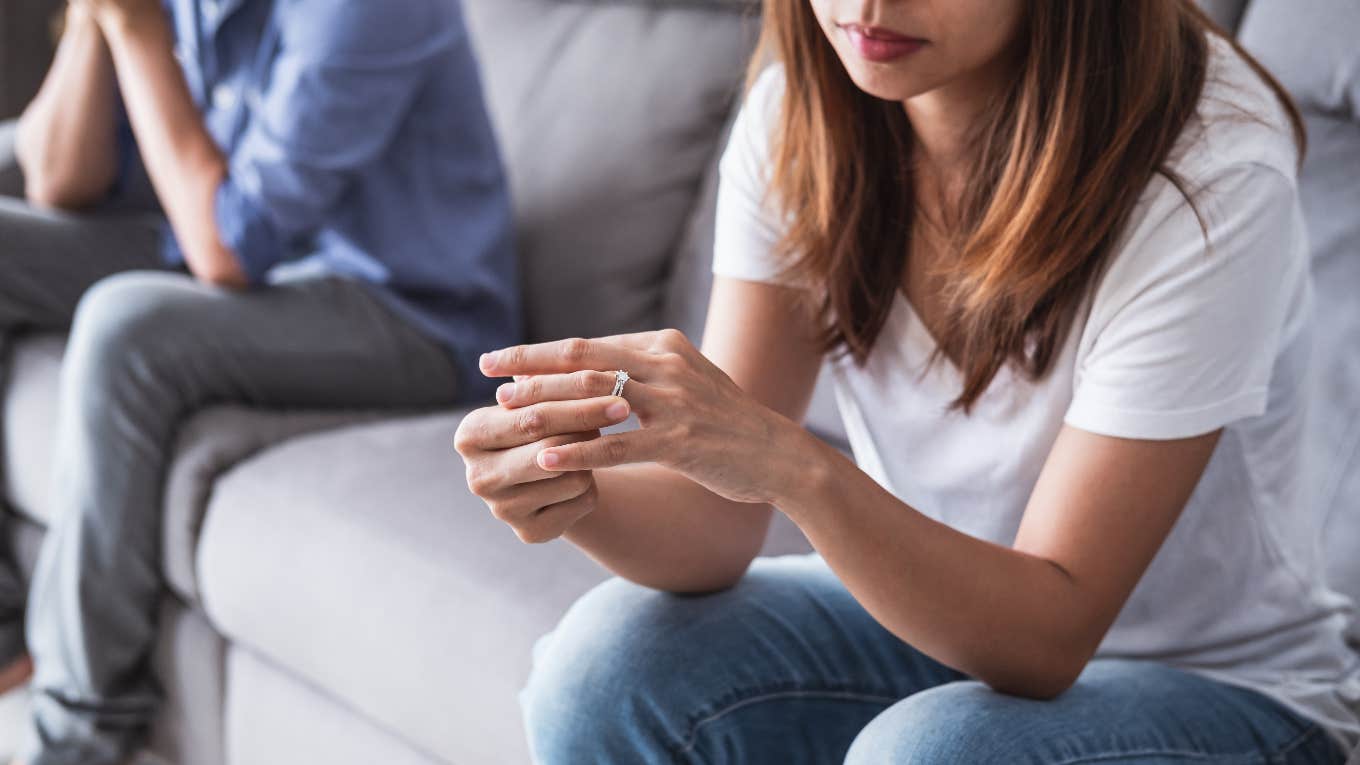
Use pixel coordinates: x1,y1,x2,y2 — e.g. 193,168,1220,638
496,370,615,407
487,471,594,524
480,338,652,379
537,430,659,472
496,370,658,410
513,487,598,545
596,328,693,354
478,396,632,450
492,431,598,486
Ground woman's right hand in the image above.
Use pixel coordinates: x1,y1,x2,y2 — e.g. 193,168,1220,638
453,372,633,543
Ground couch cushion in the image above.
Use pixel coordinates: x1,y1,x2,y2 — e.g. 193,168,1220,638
196,411,812,764
1238,0,1360,606
1239,0,1360,122
2,333,64,524
463,0,760,343
225,648,444,765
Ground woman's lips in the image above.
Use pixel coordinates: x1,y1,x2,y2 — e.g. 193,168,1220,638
840,24,927,62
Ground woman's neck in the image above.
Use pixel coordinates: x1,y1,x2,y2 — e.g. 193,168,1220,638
902,54,1013,206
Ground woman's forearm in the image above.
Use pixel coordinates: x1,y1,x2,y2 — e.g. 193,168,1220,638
777,440,1099,698
565,464,774,594
16,5,121,208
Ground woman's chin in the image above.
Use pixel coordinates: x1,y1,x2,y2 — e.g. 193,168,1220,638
841,64,934,104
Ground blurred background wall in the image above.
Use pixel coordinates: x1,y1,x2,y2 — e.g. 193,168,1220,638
0,0,63,119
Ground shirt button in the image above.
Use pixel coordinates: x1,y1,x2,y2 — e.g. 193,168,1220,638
212,84,238,110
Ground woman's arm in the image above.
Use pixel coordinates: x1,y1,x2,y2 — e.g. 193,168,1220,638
779,424,1219,699
16,3,121,209
563,277,825,592
483,296,1220,700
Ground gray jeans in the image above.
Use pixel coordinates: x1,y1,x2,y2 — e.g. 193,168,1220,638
0,124,464,764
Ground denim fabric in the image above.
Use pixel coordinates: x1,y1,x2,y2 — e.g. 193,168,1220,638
522,554,1346,764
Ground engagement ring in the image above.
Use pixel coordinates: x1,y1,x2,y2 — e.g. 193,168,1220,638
611,370,630,398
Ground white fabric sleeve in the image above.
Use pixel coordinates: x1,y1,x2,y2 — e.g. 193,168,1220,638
712,66,800,287
1064,162,1305,440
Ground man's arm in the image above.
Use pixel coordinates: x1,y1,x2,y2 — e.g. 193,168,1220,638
92,1,244,287
86,0,454,288
16,2,121,209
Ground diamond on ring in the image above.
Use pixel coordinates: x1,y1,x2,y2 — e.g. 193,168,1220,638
611,370,630,398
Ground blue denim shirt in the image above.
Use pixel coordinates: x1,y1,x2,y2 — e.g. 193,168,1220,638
134,0,520,400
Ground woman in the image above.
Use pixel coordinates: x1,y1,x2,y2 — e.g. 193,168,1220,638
455,0,1360,762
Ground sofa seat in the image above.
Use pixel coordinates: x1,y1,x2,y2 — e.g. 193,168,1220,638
3,334,64,526
195,410,813,764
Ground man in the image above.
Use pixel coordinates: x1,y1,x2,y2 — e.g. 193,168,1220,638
0,0,519,761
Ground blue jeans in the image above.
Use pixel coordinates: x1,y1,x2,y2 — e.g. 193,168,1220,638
522,554,1346,764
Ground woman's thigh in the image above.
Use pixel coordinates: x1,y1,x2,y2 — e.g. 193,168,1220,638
522,554,966,765
846,658,1345,765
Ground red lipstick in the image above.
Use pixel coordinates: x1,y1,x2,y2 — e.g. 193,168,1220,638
840,24,927,62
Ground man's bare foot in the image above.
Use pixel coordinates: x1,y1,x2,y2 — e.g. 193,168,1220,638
0,653,33,696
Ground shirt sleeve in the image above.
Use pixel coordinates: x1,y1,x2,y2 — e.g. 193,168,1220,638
1064,162,1307,441
712,65,801,288
213,0,458,283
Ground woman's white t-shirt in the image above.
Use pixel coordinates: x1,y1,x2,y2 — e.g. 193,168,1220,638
713,34,1360,747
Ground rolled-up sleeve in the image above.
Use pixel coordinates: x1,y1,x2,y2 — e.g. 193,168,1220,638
214,0,456,283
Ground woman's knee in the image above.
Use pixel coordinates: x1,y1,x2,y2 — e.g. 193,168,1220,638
845,681,1037,765
521,577,707,763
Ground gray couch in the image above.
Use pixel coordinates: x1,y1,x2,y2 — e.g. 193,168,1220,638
0,0,1355,763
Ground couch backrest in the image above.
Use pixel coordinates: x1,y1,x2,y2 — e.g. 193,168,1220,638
461,0,759,344
1234,0,1360,606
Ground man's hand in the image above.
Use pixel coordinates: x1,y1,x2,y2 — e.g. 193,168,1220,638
77,0,164,37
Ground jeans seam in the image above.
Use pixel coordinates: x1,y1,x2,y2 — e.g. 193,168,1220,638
1048,724,1328,765
673,688,899,757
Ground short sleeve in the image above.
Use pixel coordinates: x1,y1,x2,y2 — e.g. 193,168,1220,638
1064,163,1307,440
712,66,800,287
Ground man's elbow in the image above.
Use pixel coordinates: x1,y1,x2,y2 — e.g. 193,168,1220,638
22,171,111,211
16,129,115,210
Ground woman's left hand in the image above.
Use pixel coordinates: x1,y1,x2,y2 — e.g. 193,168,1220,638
481,329,813,506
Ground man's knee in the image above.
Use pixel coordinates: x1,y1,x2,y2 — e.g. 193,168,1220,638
65,271,199,389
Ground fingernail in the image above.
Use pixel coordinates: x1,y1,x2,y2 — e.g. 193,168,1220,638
606,400,630,420
496,383,516,403
480,351,499,372
540,450,561,469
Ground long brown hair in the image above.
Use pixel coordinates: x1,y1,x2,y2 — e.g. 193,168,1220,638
754,0,1304,411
